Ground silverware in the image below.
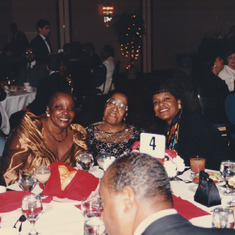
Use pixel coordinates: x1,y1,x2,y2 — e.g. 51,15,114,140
13,214,25,228
175,176,193,183
18,215,26,232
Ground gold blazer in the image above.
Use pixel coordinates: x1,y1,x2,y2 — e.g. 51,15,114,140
1,112,87,186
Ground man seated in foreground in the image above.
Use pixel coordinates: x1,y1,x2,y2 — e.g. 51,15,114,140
99,153,234,235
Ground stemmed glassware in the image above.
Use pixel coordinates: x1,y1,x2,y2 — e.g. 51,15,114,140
226,164,235,205
97,153,115,171
35,165,51,189
76,153,94,171
81,197,106,235
22,194,43,235
220,160,234,195
18,169,37,192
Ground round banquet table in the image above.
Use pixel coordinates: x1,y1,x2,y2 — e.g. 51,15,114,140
0,167,234,234
0,87,36,135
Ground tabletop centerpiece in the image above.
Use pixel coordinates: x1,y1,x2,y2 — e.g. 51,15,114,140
132,141,185,178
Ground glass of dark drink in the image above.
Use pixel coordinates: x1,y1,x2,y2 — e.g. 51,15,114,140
76,153,94,171
18,169,37,192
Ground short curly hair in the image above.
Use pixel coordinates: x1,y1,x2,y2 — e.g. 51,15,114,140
104,153,172,202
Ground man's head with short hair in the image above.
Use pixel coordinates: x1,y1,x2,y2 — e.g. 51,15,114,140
36,19,51,37
100,153,173,235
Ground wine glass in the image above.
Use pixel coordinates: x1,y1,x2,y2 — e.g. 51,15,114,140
97,153,115,171
227,164,235,205
220,161,234,195
81,197,106,235
18,169,37,192
22,194,43,235
76,153,94,171
35,165,51,189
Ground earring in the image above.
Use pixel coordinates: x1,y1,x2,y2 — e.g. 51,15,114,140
102,116,105,121
123,117,126,122
46,111,50,117
178,103,182,109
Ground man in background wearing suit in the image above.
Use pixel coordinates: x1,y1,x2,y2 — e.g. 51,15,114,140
17,47,48,87
99,153,234,235
30,19,52,63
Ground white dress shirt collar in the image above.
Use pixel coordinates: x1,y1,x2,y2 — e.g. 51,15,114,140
39,34,51,53
134,209,177,235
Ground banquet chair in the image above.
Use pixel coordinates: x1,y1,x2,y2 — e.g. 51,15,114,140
224,94,235,147
0,132,6,170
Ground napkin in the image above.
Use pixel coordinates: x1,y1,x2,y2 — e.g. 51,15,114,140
0,191,52,213
41,162,99,201
173,195,210,220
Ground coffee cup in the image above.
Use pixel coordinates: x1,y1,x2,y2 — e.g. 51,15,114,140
24,82,30,88
26,86,33,92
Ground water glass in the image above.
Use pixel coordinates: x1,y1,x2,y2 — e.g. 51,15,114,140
97,153,115,171
22,194,43,235
81,198,106,235
212,207,234,228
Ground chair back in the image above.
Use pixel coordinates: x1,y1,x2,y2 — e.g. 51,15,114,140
225,94,235,126
0,135,6,156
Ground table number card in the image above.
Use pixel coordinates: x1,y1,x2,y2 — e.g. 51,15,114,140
140,133,166,158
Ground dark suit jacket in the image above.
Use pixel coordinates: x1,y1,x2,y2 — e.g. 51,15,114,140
176,112,233,170
30,35,52,63
142,214,234,235
17,61,48,87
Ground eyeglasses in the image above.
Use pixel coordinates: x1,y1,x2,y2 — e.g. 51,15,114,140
25,51,33,55
227,55,235,60
106,98,128,112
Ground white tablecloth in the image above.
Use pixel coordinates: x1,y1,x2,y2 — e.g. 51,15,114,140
0,88,36,135
0,167,103,235
173,169,232,228
0,168,232,234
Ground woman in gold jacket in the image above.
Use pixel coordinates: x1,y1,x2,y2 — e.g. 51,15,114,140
1,91,87,186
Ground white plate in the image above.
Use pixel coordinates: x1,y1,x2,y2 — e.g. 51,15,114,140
53,196,81,204
89,166,104,178
189,215,212,228
0,185,6,193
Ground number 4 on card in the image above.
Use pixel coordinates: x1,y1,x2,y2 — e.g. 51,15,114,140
140,133,165,159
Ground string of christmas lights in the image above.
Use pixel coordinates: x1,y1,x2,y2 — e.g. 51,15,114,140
112,12,145,70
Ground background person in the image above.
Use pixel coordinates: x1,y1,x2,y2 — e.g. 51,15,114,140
16,47,48,87
86,92,142,163
30,19,52,63
197,54,229,124
152,77,233,170
218,46,235,92
96,44,115,95
10,54,69,130
100,152,234,235
1,91,87,186
9,22,29,57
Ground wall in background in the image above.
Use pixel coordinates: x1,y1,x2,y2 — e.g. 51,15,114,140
1,0,235,71
153,0,235,70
